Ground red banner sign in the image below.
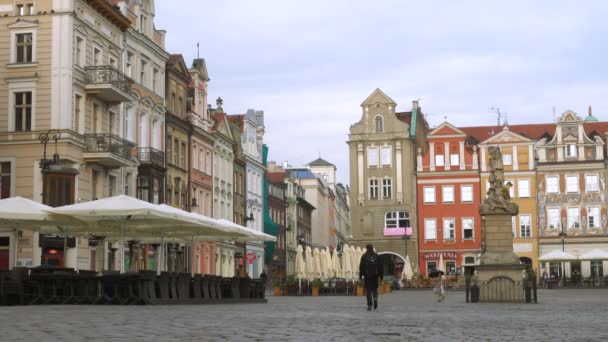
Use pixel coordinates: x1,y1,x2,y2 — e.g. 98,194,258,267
246,253,257,264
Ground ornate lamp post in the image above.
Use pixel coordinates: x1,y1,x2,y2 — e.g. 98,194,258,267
559,225,568,286
39,130,62,205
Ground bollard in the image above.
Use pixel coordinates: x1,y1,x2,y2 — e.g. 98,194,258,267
470,284,479,303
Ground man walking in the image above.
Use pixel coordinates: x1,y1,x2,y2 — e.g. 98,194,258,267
359,244,383,311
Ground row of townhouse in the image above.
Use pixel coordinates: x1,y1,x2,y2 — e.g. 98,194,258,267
266,158,351,281
0,0,267,278
349,88,608,280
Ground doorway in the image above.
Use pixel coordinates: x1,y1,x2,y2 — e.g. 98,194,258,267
0,236,9,270
378,253,405,280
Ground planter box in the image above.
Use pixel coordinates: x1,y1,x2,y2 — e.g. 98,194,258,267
273,286,282,296
312,287,320,297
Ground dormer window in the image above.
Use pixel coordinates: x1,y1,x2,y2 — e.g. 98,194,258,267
566,144,577,158
375,116,383,133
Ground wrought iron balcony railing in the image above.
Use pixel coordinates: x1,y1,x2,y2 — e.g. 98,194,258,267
138,147,165,168
84,133,136,161
84,65,133,95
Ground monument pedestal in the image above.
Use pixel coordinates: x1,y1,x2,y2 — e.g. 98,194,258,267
477,205,525,303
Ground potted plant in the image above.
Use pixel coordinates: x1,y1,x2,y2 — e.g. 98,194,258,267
311,278,323,296
384,279,392,293
273,278,283,296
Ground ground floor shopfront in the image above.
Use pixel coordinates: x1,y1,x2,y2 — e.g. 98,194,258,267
246,243,265,278
538,241,608,280
417,250,480,278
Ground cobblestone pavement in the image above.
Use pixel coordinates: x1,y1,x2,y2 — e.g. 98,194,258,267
1,289,608,342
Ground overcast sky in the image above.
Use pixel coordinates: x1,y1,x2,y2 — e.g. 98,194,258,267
156,0,608,185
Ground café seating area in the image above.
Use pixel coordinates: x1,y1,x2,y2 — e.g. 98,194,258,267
0,267,266,306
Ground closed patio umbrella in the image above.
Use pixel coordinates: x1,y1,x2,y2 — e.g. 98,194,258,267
353,246,363,279
324,248,334,279
305,246,314,281
313,248,322,280
438,253,446,273
295,245,305,280
402,255,414,281
342,245,352,280
332,249,342,279
319,248,328,280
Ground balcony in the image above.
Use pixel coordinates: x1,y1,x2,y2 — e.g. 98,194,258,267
84,66,134,103
83,133,136,168
137,147,165,169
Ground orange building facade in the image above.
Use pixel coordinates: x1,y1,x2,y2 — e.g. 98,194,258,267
416,122,482,277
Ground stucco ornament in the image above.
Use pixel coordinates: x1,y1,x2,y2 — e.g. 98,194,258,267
481,146,518,214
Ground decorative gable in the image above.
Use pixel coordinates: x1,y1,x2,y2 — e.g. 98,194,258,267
481,126,533,144
559,110,582,123
429,122,466,137
360,88,397,107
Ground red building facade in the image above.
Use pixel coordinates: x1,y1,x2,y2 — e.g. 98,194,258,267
416,122,482,277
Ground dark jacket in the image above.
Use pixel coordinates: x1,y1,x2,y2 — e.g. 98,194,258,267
359,251,383,287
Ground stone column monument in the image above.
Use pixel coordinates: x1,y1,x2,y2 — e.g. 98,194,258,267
477,146,525,302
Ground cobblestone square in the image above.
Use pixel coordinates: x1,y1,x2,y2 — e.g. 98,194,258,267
1,289,607,341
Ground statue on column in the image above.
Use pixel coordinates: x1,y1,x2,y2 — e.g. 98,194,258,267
481,146,517,213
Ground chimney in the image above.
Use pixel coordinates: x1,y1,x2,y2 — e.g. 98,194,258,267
412,100,419,110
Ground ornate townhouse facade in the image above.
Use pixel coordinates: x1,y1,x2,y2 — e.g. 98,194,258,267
188,58,216,275
417,122,481,277
243,109,265,277
536,110,608,279
348,89,428,278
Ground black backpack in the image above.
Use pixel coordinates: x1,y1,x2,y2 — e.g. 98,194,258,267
365,253,379,277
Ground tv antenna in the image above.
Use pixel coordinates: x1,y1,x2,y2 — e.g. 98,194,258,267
491,107,507,126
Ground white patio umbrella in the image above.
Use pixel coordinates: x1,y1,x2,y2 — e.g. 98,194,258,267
313,248,322,280
295,245,305,280
342,245,352,280
319,248,328,280
215,219,277,242
324,248,334,279
353,246,363,279
305,246,314,281
402,255,414,281
332,249,342,278
578,249,608,260
539,250,577,261
47,195,206,273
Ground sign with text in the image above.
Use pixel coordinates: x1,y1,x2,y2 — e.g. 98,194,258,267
246,253,257,265
424,252,458,260
384,227,413,237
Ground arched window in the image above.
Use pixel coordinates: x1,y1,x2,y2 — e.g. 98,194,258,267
375,116,384,133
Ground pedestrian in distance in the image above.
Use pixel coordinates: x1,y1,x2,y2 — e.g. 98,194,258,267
359,244,383,311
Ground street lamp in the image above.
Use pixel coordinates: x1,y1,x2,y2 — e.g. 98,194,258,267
403,227,413,259
39,130,62,205
242,210,254,276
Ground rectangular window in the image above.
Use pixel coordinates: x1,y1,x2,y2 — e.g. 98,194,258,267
14,91,32,132
93,47,101,66
567,207,580,229
424,219,437,240
173,139,179,165
512,216,516,238
426,261,437,275
518,179,530,198
74,94,82,133
109,56,117,68
181,142,186,169
442,185,454,203
566,176,578,193
369,179,378,199
381,147,391,166
591,260,603,278
75,36,84,67
16,33,33,63
126,52,133,77
566,144,577,158
503,154,513,166
27,3,34,15
443,218,455,240
519,215,532,238
462,218,474,240
108,175,117,197
450,154,459,167
588,206,600,228
423,186,436,203
435,154,445,167
152,68,159,93
547,208,560,230
140,60,147,85
367,147,378,167
1,162,11,199
382,179,392,199
16,4,24,16
385,211,410,229
585,175,599,193
546,176,559,193
461,185,473,202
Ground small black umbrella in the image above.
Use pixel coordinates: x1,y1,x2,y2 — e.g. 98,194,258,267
428,270,445,278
